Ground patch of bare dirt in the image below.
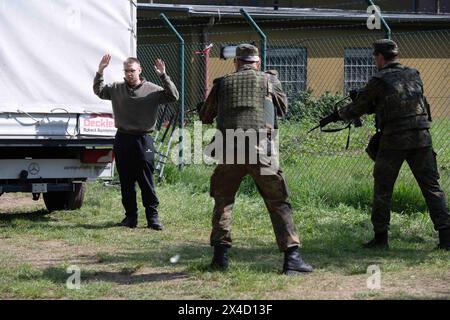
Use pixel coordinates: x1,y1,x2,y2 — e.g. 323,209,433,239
0,237,99,267
0,236,193,289
0,193,45,212
378,270,450,299
269,269,450,299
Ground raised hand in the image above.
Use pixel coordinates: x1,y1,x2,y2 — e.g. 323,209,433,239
154,59,166,76
98,54,111,74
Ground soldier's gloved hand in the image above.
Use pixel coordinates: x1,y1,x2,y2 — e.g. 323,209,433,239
319,111,341,127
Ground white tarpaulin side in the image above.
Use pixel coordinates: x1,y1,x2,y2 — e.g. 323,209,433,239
0,0,136,114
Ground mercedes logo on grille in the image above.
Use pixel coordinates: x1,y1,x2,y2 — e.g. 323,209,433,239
28,163,40,175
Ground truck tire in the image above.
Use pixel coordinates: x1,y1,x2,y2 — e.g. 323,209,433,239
66,183,86,210
43,192,67,212
43,183,86,212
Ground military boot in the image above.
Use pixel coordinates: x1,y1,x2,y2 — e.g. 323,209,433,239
363,231,389,249
437,228,450,251
210,246,229,270
118,216,137,229
283,246,313,275
147,214,163,230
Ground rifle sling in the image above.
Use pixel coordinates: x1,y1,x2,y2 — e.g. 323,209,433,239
320,123,352,150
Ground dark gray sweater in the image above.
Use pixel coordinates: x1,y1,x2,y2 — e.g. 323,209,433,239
93,73,179,133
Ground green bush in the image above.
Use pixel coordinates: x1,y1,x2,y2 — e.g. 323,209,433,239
286,89,348,121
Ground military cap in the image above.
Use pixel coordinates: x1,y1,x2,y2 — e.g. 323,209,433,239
236,44,260,62
373,39,399,56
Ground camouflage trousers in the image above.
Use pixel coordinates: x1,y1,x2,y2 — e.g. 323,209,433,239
372,146,450,233
209,163,300,251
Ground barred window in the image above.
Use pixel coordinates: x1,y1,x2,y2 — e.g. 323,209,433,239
267,47,307,100
344,48,377,94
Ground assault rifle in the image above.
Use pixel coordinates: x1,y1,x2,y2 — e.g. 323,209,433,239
308,89,363,149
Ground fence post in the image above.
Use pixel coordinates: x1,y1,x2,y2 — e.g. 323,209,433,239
366,0,392,39
240,8,267,71
160,13,185,170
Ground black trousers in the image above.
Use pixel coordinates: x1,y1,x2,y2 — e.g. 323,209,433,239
113,131,159,222
372,146,450,233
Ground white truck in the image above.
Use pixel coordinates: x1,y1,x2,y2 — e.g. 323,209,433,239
0,0,136,211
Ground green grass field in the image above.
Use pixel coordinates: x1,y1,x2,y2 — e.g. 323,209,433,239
0,121,449,300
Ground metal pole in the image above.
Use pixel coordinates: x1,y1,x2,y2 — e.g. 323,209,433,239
160,13,185,170
204,49,210,99
240,8,267,71
412,0,418,13
366,0,391,39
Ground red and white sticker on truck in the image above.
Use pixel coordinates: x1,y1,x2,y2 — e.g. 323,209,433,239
79,114,117,136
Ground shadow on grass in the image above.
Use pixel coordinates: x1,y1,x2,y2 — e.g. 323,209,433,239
84,271,188,284
0,217,122,230
41,266,188,285
75,222,120,230
0,210,118,229
0,210,52,222
89,241,212,267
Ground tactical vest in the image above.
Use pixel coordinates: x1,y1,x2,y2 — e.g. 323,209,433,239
216,68,274,130
373,64,430,135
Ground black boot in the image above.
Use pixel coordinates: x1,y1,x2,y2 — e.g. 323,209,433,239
283,246,313,275
437,228,450,250
118,216,137,228
363,231,389,249
147,214,163,230
210,246,229,270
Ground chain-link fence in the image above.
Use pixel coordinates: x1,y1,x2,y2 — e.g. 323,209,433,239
137,25,450,202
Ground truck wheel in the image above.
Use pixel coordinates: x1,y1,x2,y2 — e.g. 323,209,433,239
66,183,86,210
43,183,86,212
43,192,67,212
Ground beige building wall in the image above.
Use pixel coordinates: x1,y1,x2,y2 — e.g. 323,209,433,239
307,58,344,95
208,57,234,87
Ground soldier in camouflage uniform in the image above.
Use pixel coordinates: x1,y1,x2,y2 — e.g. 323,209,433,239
321,39,450,250
199,44,313,274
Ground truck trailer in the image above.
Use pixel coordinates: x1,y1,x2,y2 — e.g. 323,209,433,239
0,0,137,211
